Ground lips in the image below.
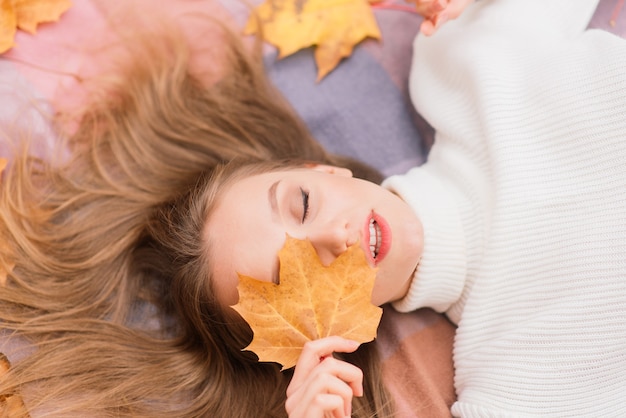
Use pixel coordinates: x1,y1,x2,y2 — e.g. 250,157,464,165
364,212,391,266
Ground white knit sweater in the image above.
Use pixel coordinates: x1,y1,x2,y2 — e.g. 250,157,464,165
383,0,626,416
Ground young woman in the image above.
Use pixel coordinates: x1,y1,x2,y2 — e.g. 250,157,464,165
177,0,626,416
0,1,463,415
2,0,622,417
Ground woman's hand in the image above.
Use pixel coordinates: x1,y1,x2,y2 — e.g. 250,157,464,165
409,0,475,36
285,337,364,418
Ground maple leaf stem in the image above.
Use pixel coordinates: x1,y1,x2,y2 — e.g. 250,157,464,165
370,2,420,14
0,57,83,82
610,0,625,27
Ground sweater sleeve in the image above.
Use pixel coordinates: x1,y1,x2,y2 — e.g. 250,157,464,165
407,0,626,416
409,0,600,133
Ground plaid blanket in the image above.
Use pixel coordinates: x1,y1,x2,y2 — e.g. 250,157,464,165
0,0,623,415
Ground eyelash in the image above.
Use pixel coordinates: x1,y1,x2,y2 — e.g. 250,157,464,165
300,188,310,223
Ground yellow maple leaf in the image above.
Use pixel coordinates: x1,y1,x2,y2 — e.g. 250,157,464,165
0,1,17,53
246,0,381,81
15,0,72,34
0,0,72,54
233,236,383,370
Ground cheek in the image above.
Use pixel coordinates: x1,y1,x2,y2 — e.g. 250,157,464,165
214,227,286,306
241,232,286,284
210,255,241,306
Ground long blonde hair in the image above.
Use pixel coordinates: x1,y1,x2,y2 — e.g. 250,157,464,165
0,17,392,417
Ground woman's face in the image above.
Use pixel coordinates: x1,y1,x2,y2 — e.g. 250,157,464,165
205,165,424,307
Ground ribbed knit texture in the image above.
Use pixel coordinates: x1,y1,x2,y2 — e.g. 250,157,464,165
383,0,626,416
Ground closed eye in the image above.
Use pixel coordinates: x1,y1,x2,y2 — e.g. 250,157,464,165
300,188,310,223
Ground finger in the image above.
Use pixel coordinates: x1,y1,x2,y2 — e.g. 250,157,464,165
445,0,474,20
315,356,364,397
312,394,344,418
286,394,344,418
287,357,363,404
410,0,447,16
286,361,362,417
290,337,360,389
286,377,353,418
420,0,474,35
420,11,451,35
312,375,354,417
420,18,437,36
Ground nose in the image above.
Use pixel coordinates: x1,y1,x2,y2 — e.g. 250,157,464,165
308,219,353,266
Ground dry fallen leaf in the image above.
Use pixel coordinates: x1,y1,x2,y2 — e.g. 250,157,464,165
246,0,381,81
15,0,72,34
0,1,17,53
0,353,31,418
0,0,72,54
233,236,382,370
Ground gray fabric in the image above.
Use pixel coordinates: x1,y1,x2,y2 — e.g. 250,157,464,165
267,45,426,178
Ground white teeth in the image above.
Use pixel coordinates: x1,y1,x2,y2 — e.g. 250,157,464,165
368,219,381,259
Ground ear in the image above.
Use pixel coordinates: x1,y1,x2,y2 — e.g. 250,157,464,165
308,164,353,178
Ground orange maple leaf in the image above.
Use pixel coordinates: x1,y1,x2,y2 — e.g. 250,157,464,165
0,0,72,54
246,0,381,81
232,236,382,369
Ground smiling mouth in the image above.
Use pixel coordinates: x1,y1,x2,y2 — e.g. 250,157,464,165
365,212,391,265
368,218,382,260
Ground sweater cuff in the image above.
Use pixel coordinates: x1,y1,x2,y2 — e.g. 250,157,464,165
383,167,467,316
